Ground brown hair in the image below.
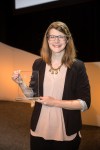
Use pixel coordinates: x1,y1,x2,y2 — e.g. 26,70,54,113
40,21,77,67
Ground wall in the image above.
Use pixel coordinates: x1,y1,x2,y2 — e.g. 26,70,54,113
0,42,100,127
0,42,39,101
82,62,100,126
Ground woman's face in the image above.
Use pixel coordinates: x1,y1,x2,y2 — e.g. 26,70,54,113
47,28,67,53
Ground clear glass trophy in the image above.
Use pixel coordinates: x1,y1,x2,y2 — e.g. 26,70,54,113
16,70,39,104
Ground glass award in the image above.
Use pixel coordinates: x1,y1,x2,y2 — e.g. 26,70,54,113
16,70,39,102
29,70,39,99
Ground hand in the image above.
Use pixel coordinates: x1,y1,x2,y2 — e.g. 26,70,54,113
12,70,23,84
36,96,57,107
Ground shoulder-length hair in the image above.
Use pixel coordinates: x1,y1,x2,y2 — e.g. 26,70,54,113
40,21,77,67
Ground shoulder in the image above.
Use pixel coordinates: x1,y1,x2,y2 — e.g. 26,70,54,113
73,59,84,66
72,59,85,69
71,59,88,79
34,58,44,64
69,59,87,74
32,58,46,69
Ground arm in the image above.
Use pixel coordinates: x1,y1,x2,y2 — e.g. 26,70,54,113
12,70,34,98
36,61,90,111
36,96,87,111
52,98,87,111
18,81,34,98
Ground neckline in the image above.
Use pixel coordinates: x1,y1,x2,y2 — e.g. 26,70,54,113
49,63,63,74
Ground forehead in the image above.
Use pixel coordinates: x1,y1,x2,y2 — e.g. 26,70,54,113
49,28,65,35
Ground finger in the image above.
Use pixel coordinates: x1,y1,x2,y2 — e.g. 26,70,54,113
18,70,21,74
43,102,47,105
13,70,21,75
36,99,46,105
12,70,21,79
36,98,41,103
12,74,19,79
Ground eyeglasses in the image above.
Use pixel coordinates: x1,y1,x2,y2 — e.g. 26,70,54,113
47,35,67,41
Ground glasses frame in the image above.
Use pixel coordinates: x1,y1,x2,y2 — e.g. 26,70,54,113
47,35,67,41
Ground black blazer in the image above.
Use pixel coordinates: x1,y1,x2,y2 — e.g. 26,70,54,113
29,58,91,135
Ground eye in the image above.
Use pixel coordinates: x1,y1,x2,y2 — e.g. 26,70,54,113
47,35,66,41
58,35,65,39
49,35,55,39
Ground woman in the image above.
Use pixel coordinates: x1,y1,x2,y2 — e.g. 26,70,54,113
12,21,91,150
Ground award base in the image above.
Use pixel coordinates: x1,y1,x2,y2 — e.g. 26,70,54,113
15,97,39,107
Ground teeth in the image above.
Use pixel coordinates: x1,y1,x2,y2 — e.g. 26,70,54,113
54,45,60,47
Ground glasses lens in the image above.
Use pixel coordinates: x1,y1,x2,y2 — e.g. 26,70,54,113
48,35,66,41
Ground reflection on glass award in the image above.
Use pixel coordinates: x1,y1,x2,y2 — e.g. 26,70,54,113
30,70,39,98
16,70,39,101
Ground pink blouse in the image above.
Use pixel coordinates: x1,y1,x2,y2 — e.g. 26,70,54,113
30,64,78,141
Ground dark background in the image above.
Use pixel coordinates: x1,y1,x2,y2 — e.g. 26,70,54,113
0,0,98,62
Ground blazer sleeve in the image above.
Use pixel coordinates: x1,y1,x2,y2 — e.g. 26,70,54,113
75,60,91,109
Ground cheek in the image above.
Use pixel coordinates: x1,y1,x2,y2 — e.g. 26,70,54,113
62,42,67,48
48,41,53,48
48,40,51,45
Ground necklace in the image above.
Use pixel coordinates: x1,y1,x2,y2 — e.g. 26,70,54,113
49,64,63,74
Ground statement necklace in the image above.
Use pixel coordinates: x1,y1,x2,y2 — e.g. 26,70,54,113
49,63,63,74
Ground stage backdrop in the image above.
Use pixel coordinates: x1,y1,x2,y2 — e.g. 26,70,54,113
0,42,100,127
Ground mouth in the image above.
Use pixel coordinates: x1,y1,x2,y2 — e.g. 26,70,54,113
52,44,62,48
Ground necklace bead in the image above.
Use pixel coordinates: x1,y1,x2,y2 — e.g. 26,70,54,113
49,64,62,74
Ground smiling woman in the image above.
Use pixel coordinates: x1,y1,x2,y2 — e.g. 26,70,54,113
12,21,91,150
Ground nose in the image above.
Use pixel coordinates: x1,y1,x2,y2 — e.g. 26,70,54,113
55,36,60,42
